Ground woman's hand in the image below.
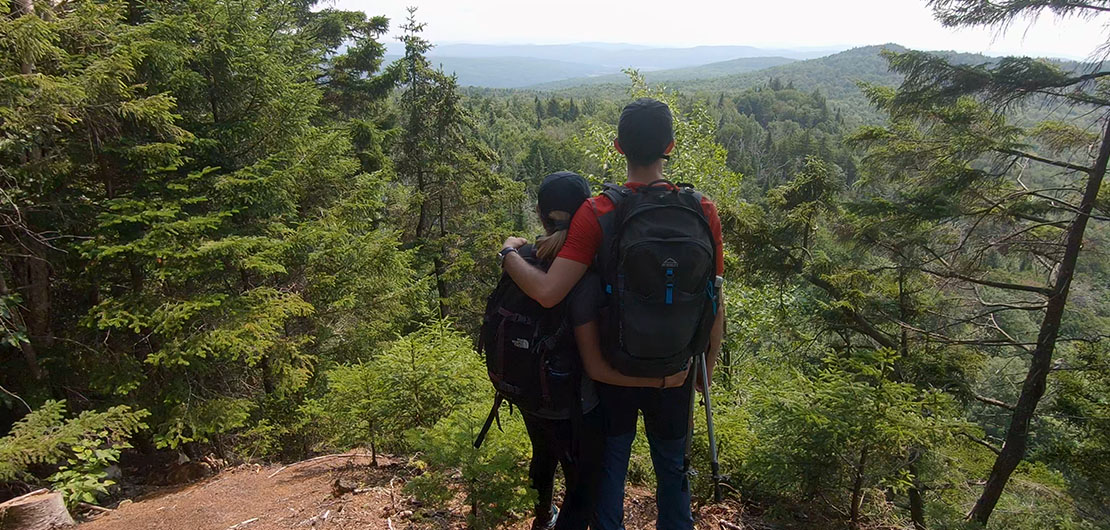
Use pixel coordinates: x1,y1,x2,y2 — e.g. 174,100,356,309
502,236,528,250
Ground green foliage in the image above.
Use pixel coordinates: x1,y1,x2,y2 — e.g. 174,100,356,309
392,9,524,326
48,442,125,509
747,351,963,507
2,1,1108,528
408,403,535,529
307,321,487,452
573,69,743,208
0,401,147,506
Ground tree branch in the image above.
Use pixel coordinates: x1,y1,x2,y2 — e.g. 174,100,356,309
960,432,1002,456
920,268,1052,296
996,148,1091,174
973,393,1015,411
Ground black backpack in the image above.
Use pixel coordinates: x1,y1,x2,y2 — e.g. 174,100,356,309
595,180,719,377
473,245,580,448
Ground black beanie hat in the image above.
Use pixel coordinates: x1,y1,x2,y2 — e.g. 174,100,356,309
617,98,674,165
538,171,591,232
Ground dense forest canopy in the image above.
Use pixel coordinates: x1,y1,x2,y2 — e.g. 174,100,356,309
1,0,1108,528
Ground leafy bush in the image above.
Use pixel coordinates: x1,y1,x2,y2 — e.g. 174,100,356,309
407,403,534,529
305,320,488,453
739,351,964,522
48,442,126,509
0,400,148,506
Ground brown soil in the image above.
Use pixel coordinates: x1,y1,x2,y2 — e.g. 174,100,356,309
79,453,760,530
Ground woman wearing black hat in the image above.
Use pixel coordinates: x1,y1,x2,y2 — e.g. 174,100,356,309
514,172,688,530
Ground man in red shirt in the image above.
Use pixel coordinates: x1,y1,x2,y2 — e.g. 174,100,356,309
499,98,725,530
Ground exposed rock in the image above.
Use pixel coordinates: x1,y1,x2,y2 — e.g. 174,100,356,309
331,478,357,497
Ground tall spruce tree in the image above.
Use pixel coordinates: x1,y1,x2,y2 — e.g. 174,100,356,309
844,1,1110,523
392,8,521,324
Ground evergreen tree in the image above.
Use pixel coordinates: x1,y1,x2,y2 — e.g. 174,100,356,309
1,0,406,456
848,6,1110,519
546,97,561,120
392,8,522,324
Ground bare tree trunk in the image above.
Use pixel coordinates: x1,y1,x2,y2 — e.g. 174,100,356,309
433,195,447,319
968,117,1110,525
900,275,925,530
850,447,868,528
7,0,48,381
16,0,35,75
0,267,42,380
24,254,53,348
907,458,926,530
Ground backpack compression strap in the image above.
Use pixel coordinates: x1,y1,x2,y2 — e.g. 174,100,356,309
473,393,504,449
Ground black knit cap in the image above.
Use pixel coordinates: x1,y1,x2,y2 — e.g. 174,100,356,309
617,98,674,165
538,171,591,232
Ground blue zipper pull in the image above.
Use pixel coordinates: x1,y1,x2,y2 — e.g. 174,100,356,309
665,268,674,305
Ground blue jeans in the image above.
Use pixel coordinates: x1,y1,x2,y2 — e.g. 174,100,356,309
594,381,694,530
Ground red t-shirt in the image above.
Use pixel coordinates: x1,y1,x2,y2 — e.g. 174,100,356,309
557,182,725,275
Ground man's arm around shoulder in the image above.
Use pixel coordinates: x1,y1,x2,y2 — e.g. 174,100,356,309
501,251,588,308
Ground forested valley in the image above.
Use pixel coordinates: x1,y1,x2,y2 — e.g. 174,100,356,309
2,0,1109,528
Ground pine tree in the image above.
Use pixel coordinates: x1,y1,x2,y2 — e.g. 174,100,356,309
848,7,1110,519
546,97,561,120
392,8,522,323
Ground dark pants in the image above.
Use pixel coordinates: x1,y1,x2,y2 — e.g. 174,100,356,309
595,378,694,530
522,409,603,530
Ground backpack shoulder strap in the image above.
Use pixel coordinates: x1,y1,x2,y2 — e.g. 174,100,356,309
598,183,629,212
594,185,629,273
676,186,712,225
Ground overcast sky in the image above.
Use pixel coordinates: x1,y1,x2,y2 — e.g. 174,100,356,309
330,0,1110,59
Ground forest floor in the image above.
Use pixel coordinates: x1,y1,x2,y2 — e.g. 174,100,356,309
77,452,763,530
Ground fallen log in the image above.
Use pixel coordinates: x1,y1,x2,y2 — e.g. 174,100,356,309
0,490,76,530
267,452,371,479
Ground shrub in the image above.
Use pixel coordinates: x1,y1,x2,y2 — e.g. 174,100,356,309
304,320,488,454
0,400,148,506
408,403,534,529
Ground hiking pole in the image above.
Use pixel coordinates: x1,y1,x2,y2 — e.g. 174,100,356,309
698,352,723,503
684,358,697,477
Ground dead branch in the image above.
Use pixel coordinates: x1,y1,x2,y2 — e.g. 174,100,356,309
719,520,744,530
77,502,113,513
972,393,1016,411
226,517,259,530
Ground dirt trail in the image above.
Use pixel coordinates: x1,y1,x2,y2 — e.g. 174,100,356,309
79,454,755,530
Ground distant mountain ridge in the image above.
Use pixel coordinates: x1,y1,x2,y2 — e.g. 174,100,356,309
395,42,1085,99
384,55,613,89
386,42,838,65
536,44,1088,125
529,56,798,89
381,42,843,88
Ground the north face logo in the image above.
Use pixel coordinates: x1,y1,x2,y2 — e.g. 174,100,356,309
661,257,679,268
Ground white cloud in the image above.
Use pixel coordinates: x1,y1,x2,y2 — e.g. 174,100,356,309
330,0,1110,59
